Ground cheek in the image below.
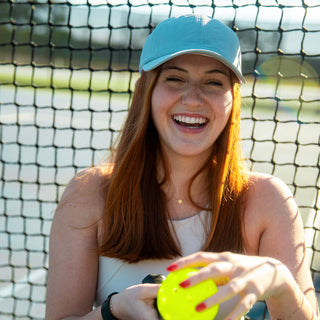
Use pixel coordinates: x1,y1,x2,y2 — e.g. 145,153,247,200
151,84,174,118
213,92,233,118
151,87,164,128
224,91,233,111
225,95,233,117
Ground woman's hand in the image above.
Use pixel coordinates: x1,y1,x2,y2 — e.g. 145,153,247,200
166,251,294,320
112,283,161,320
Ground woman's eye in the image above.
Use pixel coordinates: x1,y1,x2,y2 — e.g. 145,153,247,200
207,80,223,86
166,76,183,82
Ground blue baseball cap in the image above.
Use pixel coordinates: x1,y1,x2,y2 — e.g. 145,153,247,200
139,14,246,84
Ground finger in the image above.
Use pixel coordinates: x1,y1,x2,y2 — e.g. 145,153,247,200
205,273,261,312
166,251,222,271
193,284,256,319
179,261,233,288
139,284,161,299
225,292,256,320
194,276,247,309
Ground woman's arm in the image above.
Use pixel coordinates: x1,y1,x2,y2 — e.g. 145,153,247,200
46,168,104,319
251,174,319,319
46,167,161,320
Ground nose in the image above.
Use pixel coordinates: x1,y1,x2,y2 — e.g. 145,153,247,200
181,83,204,107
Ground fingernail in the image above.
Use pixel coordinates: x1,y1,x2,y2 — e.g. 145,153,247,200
179,279,190,288
196,302,206,312
166,263,178,272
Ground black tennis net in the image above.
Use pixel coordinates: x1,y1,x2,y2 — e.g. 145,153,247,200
0,1,319,319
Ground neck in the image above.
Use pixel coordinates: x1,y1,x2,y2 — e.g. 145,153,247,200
157,153,210,219
164,148,210,181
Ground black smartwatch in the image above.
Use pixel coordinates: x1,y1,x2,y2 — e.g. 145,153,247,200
142,274,166,320
101,292,119,320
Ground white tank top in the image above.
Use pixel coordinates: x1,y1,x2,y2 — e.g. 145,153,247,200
95,210,243,320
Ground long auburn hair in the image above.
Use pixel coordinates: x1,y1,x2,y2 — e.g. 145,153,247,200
98,68,249,262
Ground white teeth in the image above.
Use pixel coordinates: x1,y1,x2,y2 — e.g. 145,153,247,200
173,115,206,124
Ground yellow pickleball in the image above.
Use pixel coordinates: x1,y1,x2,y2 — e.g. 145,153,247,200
157,268,219,320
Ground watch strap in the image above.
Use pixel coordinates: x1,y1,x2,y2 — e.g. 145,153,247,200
101,292,119,320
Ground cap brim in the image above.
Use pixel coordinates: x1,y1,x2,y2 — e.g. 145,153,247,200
140,49,246,84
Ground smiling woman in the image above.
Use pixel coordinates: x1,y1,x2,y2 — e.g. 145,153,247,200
45,14,319,320
151,54,233,163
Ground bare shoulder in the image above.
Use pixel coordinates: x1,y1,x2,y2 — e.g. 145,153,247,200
55,165,112,226
246,171,297,218
243,172,300,255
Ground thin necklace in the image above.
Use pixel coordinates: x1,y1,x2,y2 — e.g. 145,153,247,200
170,195,183,204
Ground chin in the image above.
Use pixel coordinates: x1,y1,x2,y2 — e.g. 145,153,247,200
173,147,212,159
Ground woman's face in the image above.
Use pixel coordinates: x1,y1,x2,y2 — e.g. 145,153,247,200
151,54,233,162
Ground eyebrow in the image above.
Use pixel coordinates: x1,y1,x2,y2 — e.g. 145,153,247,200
161,66,186,72
161,65,230,77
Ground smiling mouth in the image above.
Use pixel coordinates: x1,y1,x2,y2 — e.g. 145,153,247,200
172,115,208,128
